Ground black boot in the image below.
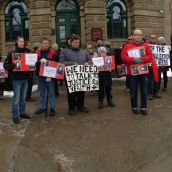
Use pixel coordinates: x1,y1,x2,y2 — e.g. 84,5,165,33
98,99,103,109
107,98,115,107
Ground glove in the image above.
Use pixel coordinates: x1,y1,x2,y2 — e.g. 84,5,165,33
134,57,143,64
40,58,47,65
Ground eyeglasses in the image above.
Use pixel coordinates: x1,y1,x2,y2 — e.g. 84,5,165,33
133,34,142,36
150,37,156,39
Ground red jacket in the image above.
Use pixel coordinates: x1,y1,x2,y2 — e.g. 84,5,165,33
121,41,159,82
121,41,152,72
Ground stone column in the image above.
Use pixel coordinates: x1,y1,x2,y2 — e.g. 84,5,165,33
132,0,164,39
84,0,106,43
0,6,5,55
164,0,171,44
29,0,52,45
50,5,56,44
80,10,86,46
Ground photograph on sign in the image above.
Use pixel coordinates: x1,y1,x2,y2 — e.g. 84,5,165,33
92,55,115,72
117,64,128,76
12,53,37,71
39,60,65,79
128,46,145,58
131,64,149,76
12,53,22,71
0,62,7,79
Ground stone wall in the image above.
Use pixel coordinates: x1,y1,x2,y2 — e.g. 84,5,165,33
0,0,170,54
131,0,164,40
0,1,3,55
29,1,52,45
84,0,106,44
164,0,172,44
0,18,2,55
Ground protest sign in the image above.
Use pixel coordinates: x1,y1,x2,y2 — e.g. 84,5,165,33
0,62,7,79
39,60,65,79
39,61,65,79
149,44,171,66
117,64,128,76
130,64,149,76
128,46,145,58
92,55,115,71
12,53,37,71
65,65,99,93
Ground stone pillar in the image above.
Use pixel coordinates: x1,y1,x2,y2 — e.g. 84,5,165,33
164,0,171,44
84,0,106,44
80,10,86,46
0,6,5,55
132,0,164,39
50,5,56,44
29,0,52,45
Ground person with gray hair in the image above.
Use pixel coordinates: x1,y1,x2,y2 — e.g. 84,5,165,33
97,46,115,109
157,36,169,91
121,29,152,116
60,35,91,116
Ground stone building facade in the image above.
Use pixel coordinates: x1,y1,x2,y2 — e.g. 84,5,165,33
0,0,171,55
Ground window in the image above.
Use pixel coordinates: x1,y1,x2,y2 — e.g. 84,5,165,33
5,0,29,41
56,0,78,11
107,0,127,39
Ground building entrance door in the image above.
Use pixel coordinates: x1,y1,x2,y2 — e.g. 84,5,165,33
56,0,80,48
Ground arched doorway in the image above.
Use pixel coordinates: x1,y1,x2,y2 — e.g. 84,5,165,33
5,0,29,42
106,0,127,38
56,0,80,47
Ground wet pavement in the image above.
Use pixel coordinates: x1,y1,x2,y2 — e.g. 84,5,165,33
1,78,172,172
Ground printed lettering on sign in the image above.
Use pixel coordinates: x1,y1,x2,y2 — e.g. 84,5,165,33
65,65,99,93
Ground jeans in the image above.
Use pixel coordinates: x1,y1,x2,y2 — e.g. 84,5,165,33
12,80,28,118
38,77,55,110
128,74,147,109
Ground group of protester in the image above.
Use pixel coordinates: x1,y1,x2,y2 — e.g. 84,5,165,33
0,28,171,124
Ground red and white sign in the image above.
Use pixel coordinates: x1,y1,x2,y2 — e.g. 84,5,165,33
117,64,128,76
130,64,149,76
128,46,146,58
92,55,115,72
0,62,7,79
39,61,65,79
12,53,37,72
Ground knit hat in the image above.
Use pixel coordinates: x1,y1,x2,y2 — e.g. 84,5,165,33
98,46,107,55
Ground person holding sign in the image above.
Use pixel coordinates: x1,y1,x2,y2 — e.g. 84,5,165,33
35,38,56,116
52,43,60,97
147,34,161,100
97,46,115,109
60,35,91,116
121,29,152,116
3,36,31,124
157,37,169,92
86,44,98,96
